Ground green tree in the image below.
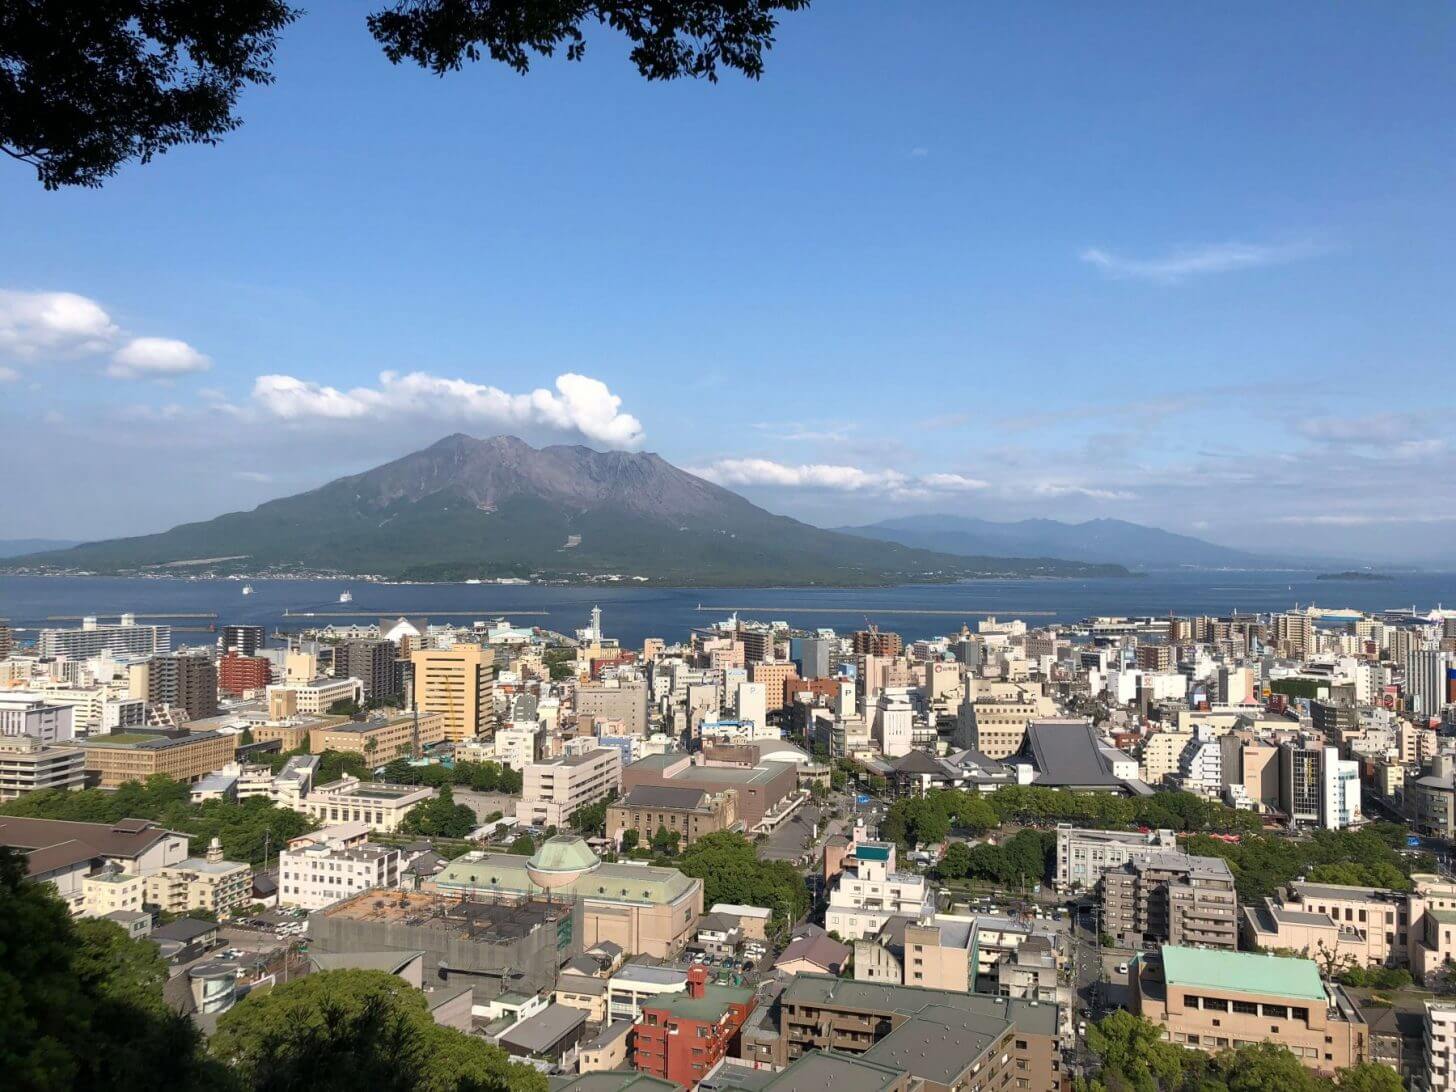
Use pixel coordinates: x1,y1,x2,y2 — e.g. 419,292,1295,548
507,833,536,855
400,784,477,839
620,828,640,851
651,824,681,856
1335,1063,1405,1092
210,969,546,1092
939,841,971,880
569,790,617,837
677,831,809,936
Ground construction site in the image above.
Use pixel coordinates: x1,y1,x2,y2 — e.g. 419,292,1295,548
306,887,582,1003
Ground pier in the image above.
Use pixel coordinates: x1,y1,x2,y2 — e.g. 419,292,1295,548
282,609,551,618
693,605,1056,617
45,612,219,620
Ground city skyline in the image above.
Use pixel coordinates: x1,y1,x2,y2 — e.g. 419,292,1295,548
3,2,1454,563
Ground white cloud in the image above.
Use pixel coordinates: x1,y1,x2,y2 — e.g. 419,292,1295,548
909,147,929,158
0,365,18,383
249,370,645,449
0,290,118,356
1032,482,1137,501
689,458,988,497
1080,241,1322,283
108,337,212,379
233,470,273,483
1271,514,1456,527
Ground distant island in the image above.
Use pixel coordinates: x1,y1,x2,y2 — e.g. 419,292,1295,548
1316,570,1393,582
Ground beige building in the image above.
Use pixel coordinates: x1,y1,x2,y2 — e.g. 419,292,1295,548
1140,729,1193,785
82,730,236,788
0,735,86,799
1132,946,1367,1076
516,747,621,828
605,783,737,847
576,678,649,735
1054,823,1178,892
412,645,495,741
1103,852,1239,950
954,689,1055,759
1410,873,1456,980
577,1020,633,1074
309,710,445,765
81,868,145,917
143,837,251,916
266,677,362,716
296,776,432,833
1243,881,1410,970
554,972,610,1024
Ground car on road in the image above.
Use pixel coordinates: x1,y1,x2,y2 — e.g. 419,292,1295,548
1115,962,1128,975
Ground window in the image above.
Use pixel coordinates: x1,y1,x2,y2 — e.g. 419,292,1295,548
1291,1007,1309,1022
1183,995,1200,1008
1233,1001,1258,1015
1203,998,1227,1012
1264,1005,1287,1019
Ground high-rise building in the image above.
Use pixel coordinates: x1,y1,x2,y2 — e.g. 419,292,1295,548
1273,611,1315,659
218,624,265,657
1408,649,1451,718
1102,852,1238,950
1280,742,1323,826
1135,644,1174,673
144,653,219,721
0,620,11,660
38,615,171,658
795,637,833,679
218,652,272,696
852,629,902,657
333,638,403,703
411,644,495,741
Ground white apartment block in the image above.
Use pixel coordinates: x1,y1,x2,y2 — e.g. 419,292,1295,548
1055,824,1178,892
143,839,251,916
81,869,146,917
1426,1001,1456,1092
278,827,401,910
0,697,76,744
37,616,171,659
0,735,86,799
493,723,541,770
297,776,432,832
825,841,934,939
516,747,621,828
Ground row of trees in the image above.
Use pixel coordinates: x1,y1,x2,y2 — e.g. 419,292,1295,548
1079,1010,1400,1092
675,832,810,939
379,757,523,795
1183,822,1429,901
1,844,548,1090
938,829,1055,887
880,784,1260,850
0,774,314,866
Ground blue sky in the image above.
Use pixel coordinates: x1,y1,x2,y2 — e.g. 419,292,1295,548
2,2,1453,561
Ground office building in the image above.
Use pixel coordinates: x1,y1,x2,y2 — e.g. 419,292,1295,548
0,696,76,744
333,638,403,703
749,661,798,713
606,784,738,848
796,637,833,679
1054,823,1178,892
516,747,622,828
622,754,798,832
1131,947,1367,1076
412,644,495,741
267,676,362,717
38,615,171,659
308,709,445,765
295,776,432,833
577,678,649,736
278,826,402,909
1409,650,1451,718
0,735,86,799
1243,881,1410,969
1281,741,1323,826
1102,852,1239,950
82,730,236,788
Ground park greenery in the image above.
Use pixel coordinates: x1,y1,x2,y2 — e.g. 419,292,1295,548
568,790,618,837
0,774,314,866
399,784,478,839
1077,1010,1401,1092
676,831,809,939
380,756,523,795
1184,822,1430,901
937,829,1055,888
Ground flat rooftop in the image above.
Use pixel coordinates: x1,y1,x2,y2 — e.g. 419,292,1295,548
319,889,570,940
1158,946,1326,1003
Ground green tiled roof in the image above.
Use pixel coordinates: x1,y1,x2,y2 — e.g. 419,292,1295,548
647,983,754,1022
1159,946,1325,1003
436,853,697,905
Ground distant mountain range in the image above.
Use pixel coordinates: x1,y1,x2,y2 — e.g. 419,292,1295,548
836,514,1272,569
0,538,78,558
5,436,1129,585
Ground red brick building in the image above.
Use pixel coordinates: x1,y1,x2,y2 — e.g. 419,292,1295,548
633,966,756,1087
218,652,271,696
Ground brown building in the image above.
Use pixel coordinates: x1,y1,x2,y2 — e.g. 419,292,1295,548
749,661,799,714
1102,852,1239,950
411,644,495,742
607,784,738,848
621,754,797,832
1136,644,1175,673
1132,947,1367,1076
142,653,219,721
852,630,903,658
764,973,1062,1092
309,710,446,765
82,730,236,788
218,652,272,697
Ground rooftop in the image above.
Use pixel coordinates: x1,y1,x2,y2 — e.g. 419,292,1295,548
728,1051,905,1092
437,852,698,906
1158,946,1326,1003
644,981,754,1022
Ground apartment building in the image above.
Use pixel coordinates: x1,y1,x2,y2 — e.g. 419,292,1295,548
296,776,432,833
1243,881,1410,969
633,966,756,1088
308,709,445,765
278,826,401,909
81,868,146,917
0,735,86,799
1425,1001,1456,1092
576,678,649,736
1054,823,1178,892
1102,852,1239,950
218,652,272,696
82,730,237,788
606,784,737,848
38,615,171,658
412,645,495,741
143,837,251,916
140,653,219,721
517,748,622,828
770,974,1062,1092
825,842,935,940
607,964,688,1023
219,625,265,657
1132,947,1368,1076
749,661,799,713
332,638,403,702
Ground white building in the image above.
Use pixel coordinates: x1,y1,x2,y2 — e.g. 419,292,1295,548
1426,1000,1456,1092
278,825,401,910
825,840,934,939
493,722,541,770
1408,649,1451,719
873,688,914,759
606,964,687,1022
0,697,75,744
37,615,171,659
516,747,621,828
1321,746,1363,830
267,677,364,715
735,682,767,735
0,735,86,799
296,776,432,833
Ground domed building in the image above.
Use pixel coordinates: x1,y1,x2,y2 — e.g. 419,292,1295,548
525,835,600,892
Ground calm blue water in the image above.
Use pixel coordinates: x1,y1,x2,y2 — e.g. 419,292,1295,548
4,571,1456,648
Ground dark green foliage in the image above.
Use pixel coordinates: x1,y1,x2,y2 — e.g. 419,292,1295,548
266,747,373,784
677,831,809,937
569,790,616,836
507,834,536,855
0,773,313,865
1336,965,1412,990
651,823,681,855
1271,678,1327,700
0,0,297,189
620,828,640,851
400,784,477,838
938,840,971,879
0,847,229,1089
1184,823,1427,902
1077,1009,1393,1092
209,968,547,1092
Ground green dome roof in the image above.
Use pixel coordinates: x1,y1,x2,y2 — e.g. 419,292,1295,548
527,835,600,877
